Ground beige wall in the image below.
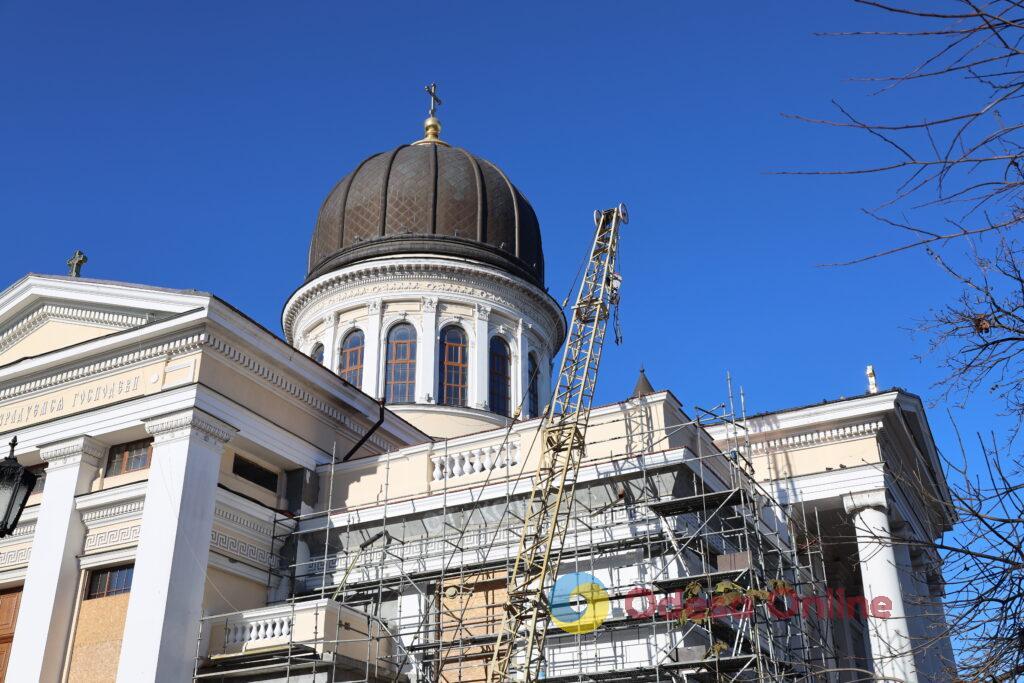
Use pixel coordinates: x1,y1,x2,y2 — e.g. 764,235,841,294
218,450,280,509
317,394,697,514
202,567,267,616
0,320,115,367
749,438,882,482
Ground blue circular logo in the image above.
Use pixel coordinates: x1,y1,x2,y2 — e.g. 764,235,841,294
549,572,610,634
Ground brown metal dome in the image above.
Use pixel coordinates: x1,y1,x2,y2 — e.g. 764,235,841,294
307,142,545,286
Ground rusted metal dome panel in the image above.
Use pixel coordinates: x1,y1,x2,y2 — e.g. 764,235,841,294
307,144,544,287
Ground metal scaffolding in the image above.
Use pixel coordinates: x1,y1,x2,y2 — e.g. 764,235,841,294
192,206,837,682
192,388,838,682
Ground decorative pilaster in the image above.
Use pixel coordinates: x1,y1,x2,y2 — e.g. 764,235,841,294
844,490,919,683
417,297,438,403
8,436,104,682
471,304,491,409
321,313,338,372
116,408,237,682
362,300,383,398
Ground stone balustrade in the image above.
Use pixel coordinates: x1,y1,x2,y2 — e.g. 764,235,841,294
430,441,520,481
200,598,398,673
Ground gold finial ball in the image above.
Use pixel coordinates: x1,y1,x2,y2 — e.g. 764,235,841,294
415,114,448,145
424,116,441,139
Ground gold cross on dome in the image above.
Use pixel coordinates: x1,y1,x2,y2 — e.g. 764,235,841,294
425,82,442,118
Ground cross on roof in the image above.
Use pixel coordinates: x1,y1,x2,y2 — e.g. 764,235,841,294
67,250,87,277
425,82,442,118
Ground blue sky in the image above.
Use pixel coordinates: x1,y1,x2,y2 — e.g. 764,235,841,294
0,1,1002,453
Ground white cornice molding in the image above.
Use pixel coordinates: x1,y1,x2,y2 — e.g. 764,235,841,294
0,331,205,405
0,304,149,356
707,392,900,441
0,274,209,323
145,407,238,444
282,258,565,349
76,480,147,516
740,419,885,455
38,434,105,469
81,498,145,525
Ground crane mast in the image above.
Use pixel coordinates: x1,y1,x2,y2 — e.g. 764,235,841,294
488,203,628,682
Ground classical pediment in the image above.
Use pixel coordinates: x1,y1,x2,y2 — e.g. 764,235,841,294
0,304,152,366
0,275,210,368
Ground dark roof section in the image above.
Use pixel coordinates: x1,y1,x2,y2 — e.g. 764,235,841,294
307,144,545,287
632,368,655,398
742,387,911,421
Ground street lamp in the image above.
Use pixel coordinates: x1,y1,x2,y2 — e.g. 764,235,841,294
0,437,37,538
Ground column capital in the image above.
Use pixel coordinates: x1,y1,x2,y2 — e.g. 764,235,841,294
843,488,889,515
38,435,104,470
144,408,237,445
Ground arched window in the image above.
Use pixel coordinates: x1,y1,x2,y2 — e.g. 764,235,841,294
310,343,324,365
385,324,416,403
527,353,540,419
438,325,468,407
488,337,512,416
338,330,364,387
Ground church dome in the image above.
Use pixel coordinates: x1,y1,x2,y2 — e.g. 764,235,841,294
307,126,545,287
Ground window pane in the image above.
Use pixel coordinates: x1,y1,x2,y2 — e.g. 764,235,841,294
310,343,325,364
232,455,279,492
339,331,364,387
438,326,468,407
489,337,511,417
105,439,153,477
385,324,417,404
86,564,134,599
527,354,540,418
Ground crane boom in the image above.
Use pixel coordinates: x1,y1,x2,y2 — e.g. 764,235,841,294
488,203,627,682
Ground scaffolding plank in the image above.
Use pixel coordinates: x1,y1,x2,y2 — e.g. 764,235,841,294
652,567,749,591
646,488,742,516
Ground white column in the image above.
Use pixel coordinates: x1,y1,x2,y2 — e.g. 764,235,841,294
417,297,437,403
515,320,527,414
362,300,382,398
471,304,491,409
925,573,956,678
903,547,942,680
844,490,918,683
7,436,103,682
321,313,338,372
116,408,237,683
893,531,932,680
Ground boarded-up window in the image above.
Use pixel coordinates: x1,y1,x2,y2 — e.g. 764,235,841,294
438,571,507,683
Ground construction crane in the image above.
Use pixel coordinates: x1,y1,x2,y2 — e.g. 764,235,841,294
488,203,628,682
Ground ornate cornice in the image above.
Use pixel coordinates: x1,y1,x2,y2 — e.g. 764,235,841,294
7,522,35,539
81,499,145,524
145,408,238,445
283,259,565,347
0,332,205,404
39,434,105,468
0,304,149,357
202,333,390,451
743,420,884,455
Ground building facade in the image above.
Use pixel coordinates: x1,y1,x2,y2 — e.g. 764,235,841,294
0,115,955,682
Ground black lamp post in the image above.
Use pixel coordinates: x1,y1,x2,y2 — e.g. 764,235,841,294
0,437,37,538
